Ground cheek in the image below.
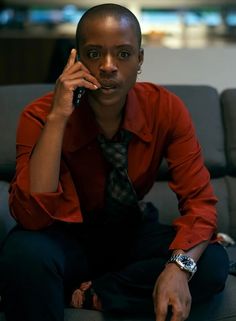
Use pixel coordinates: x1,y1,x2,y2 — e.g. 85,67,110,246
124,68,138,86
81,60,98,76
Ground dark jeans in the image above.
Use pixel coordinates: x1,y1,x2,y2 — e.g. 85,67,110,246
0,212,229,321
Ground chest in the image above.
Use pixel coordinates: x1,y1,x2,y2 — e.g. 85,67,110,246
62,138,163,211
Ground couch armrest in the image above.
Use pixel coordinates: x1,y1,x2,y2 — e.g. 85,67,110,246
0,181,16,244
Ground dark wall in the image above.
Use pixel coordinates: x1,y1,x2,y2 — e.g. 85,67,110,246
0,37,74,85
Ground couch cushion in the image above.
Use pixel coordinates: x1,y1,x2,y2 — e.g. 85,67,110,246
63,278,236,321
221,88,236,175
143,177,230,236
162,85,226,178
0,84,54,181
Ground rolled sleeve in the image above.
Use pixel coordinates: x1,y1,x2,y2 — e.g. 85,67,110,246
9,95,83,230
9,151,83,230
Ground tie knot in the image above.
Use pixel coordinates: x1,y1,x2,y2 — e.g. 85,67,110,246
98,130,132,169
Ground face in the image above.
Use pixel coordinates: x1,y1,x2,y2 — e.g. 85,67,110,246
78,16,143,108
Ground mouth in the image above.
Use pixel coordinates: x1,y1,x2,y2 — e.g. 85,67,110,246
100,80,118,90
99,83,118,95
101,85,116,89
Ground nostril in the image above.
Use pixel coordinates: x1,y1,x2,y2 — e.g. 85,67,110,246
100,66,117,72
99,60,118,72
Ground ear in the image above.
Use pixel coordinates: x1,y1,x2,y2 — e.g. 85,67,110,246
138,48,144,69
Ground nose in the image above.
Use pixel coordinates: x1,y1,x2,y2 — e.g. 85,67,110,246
99,54,118,74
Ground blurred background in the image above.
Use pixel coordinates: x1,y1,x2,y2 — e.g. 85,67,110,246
0,0,236,90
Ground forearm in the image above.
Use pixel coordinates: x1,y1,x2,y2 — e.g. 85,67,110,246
29,112,68,193
173,240,209,262
165,240,210,283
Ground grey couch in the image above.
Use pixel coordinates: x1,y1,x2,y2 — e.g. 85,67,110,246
0,84,236,321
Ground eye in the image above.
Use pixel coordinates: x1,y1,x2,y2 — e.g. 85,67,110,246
118,51,131,59
87,50,100,59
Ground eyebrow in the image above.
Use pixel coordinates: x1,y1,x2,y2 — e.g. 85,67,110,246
83,44,136,50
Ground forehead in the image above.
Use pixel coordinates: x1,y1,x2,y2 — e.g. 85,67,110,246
79,16,138,47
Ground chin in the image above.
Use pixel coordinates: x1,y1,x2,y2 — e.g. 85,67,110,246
89,90,126,108
99,97,123,107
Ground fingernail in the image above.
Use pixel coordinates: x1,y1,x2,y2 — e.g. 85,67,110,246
94,85,98,89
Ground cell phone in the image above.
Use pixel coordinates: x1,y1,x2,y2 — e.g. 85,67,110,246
73,86,85,108
73,54,85,108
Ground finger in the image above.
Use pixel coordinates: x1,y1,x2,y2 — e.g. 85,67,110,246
80,281,92,291
184,298,191,319
64,59,91,76
154,299,168,321
170,301,190,321
77,72,101,89
63,70,101,89
63,48,77,72
155,305,168,321
171,294,191,321
71,289,83,308
170,306,184,321
153,287,168,321
58,78,99,92
62,61,101,89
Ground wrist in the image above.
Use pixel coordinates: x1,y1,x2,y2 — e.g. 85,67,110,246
165,261,191,281
166,253,197,281
47,112,69,126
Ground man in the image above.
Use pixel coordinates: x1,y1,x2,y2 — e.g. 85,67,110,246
0,4,229,321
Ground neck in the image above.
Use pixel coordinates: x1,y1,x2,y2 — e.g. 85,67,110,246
96,112,123,140
89,97,125,139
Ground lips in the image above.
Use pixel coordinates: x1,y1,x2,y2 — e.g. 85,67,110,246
100,80,118,90
102,85,115,89
97,82,118,96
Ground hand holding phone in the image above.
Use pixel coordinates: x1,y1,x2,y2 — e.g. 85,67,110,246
71,51,101,108
73,54,85,108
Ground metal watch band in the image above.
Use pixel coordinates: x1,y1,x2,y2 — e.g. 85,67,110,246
167,254,197,281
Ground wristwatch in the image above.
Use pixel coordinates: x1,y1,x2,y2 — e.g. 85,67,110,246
167,253,197,281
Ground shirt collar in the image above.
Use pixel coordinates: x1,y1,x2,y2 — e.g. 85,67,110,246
122,86,152,143
63,85,152,152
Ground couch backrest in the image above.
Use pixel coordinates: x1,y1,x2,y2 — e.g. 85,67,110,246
160,85,226,178
144,85,236,239
0,83,227,179
0,84,236,239
221,89,236,175
0,84,54,181
220,89,236,238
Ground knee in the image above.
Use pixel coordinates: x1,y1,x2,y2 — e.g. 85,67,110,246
193,243,229,293
205,243,228,285
0,229,64,281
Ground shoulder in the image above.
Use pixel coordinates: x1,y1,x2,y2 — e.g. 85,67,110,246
132,82,187,117
21,92,54,124
15,92,54,146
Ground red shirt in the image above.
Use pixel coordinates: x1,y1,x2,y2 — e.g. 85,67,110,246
9,82,217,250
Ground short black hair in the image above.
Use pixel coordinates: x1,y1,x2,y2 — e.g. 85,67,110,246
76,3,142,52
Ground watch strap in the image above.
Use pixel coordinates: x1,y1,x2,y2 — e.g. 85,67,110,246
167,253,197,281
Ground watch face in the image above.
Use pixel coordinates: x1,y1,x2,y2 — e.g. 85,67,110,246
168,254,197,279
176,255,197,273
179,256,193,266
